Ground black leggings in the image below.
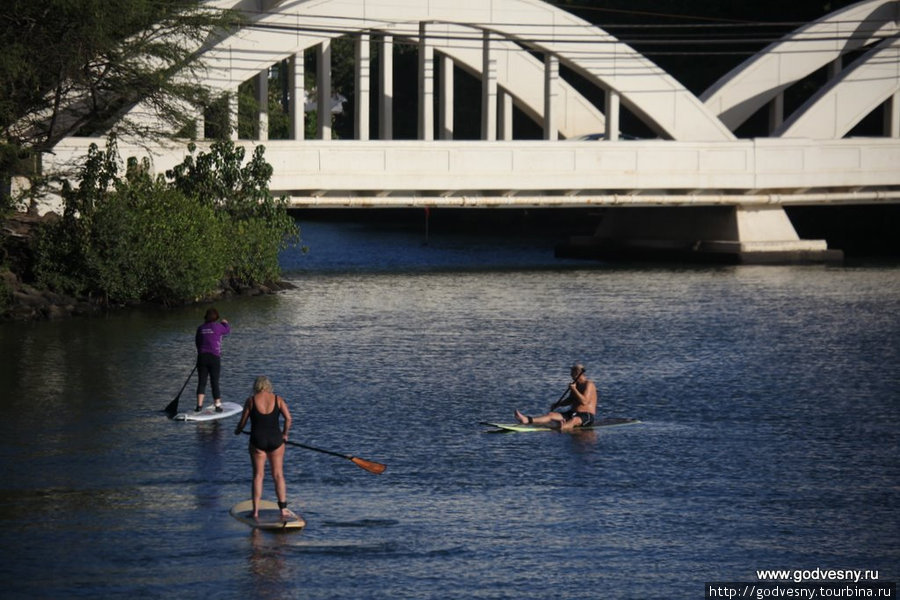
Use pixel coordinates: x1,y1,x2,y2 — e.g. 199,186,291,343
196,353,222,399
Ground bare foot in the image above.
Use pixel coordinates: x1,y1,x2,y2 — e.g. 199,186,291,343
281,509,292,520
557,419,577,432
514,409,529,424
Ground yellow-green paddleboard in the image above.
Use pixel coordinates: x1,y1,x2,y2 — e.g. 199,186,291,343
481,417,641,432
230,499,305,531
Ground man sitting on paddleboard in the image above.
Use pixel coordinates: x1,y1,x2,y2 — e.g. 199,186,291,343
514,364,597,431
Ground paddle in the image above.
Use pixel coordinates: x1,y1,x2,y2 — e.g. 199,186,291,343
163,365,197,417
549,366,585,411
240,431,386,475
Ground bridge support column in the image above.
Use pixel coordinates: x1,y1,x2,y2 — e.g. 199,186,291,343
605,90,620,141
558,206,841,264
886,90,900,138
290,53,305,140
194,110,204,141
418,22,434,141
439,54,454,139
544,55,558,140
499,90,513,140
317,40,332,140
482,31,498,141
228,92,238,140
379,34,393,140
768,92,784,133
355,33,371,140
257,70,269,141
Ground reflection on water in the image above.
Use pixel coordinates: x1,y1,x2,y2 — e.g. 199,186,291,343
0,220,898,599
248,528,291,597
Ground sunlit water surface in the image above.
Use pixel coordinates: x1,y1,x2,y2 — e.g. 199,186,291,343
0,219,897,599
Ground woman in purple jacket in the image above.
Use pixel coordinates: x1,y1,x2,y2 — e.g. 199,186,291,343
195,307,231,412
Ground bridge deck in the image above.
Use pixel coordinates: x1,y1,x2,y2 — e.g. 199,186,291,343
48,138,900,209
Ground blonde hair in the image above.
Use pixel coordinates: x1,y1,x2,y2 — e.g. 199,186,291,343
253,376,273,394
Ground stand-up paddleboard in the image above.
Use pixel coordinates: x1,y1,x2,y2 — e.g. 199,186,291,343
230,499,305,531
481,417,641,432
172,401,242,422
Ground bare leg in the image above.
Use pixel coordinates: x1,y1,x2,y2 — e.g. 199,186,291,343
515,410,569,427
250,446,267,518
196,393,205,410
268,445,289,518
516,411,565,426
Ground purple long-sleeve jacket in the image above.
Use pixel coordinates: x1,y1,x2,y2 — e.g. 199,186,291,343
195,321,231,356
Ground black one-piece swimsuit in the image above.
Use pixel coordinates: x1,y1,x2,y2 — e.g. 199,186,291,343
249,398,284,452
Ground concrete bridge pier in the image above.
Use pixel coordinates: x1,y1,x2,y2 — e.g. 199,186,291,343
557,205,843,264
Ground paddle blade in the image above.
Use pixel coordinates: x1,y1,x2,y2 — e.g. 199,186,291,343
351,456,386,474
163,397,179,418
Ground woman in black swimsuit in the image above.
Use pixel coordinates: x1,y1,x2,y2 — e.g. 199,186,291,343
234,376,293,519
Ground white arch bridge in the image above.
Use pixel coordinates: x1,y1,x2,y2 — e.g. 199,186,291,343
46,0,900,262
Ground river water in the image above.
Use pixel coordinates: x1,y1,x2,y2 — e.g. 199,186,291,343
0,217,898,599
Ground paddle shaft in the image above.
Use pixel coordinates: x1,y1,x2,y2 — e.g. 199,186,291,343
286,439,358,460
176,365,197,398
549,367,585,410
239,430,385,474
164,365,197,415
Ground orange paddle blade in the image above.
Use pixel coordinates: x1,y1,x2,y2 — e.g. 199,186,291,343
352,457,386,474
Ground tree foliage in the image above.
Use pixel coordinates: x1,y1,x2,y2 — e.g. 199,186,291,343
0,0,240,206
34,137,299,305
1,0,240,151
166,139,300,286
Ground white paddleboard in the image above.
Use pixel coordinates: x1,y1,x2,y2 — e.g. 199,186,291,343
173,401,242,422
230,499,305,531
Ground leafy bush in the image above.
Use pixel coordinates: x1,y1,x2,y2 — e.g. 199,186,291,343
35,136,298,305
167,139,299,286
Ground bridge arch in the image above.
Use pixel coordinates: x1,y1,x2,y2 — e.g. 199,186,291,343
129,0,734,142
774,33,900,138
701,0,900,134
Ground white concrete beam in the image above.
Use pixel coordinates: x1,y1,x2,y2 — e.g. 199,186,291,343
605,90,620,141
257,69,269,141
439,54,454,140
482,32,498,141
228,92,238,140
499,90,513,140
317,40,332,140
289,53,305,140
379,35,394,140
418,22,434,141
544,55,558,141
355,33,371,140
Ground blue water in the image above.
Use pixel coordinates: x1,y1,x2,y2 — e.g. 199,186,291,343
0,218,897,599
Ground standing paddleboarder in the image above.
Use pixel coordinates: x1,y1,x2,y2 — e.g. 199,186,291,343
514,363,598,431
195,307,230,412
234,376,294,520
